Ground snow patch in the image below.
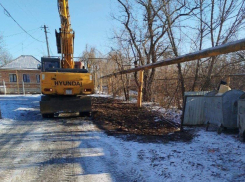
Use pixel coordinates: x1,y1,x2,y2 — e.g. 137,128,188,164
90,94,112,98
14,108,39,111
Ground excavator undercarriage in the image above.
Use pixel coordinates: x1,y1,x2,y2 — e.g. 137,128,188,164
40,95,91,118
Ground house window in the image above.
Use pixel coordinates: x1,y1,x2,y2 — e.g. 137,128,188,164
36,75,40,83
9,74,17,82
23,74,30,83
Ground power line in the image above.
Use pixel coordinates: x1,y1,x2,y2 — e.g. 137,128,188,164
14,34,44,54
0,3,44,43
8,31,43,51
14,1,41,24
5,28,40,38
7,30,41,50
8,35,33,50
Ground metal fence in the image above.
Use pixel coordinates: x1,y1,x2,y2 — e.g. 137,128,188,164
238,99,245,141
0,81,41,94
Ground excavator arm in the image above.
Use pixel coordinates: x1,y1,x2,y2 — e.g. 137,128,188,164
56,0,75,69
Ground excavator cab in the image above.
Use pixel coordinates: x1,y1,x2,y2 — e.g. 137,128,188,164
41,57,61,72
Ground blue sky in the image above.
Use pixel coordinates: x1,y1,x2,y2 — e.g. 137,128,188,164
0,0,118,60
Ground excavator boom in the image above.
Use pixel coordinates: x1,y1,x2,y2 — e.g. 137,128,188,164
56,0,75,69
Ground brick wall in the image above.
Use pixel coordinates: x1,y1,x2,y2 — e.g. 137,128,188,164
0,69,41,94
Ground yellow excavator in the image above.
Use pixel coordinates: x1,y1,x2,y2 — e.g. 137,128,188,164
40,0,94,118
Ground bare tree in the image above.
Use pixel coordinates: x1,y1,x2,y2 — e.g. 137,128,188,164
172,0,245,91
108,50,132,100
109,0,245,110
0,35,12,66
115,0,172,101
198,0,245,90
80,45,104,91
159,0,199,105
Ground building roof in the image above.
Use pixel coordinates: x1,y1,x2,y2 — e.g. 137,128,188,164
0,55,40,70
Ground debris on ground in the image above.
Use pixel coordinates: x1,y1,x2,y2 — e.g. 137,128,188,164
92,97,194,142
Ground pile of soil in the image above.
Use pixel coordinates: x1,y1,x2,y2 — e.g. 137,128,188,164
92,97,195,142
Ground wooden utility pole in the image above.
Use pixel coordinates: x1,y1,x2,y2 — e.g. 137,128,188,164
227,76,231,86
100,78,103,94
42,25,50,57
99,62,102,94
108,77,112,95
16,70,20,94
137,70,144,108
94,72,97,91
111,77,114,97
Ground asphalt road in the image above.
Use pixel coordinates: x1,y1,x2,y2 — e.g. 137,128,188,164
0,96,137,182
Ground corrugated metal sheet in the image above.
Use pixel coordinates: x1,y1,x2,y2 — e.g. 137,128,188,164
204,90,244,128
238,99,245,140
183,96,205,125
0,55,40,70
184,91,210,97
204,96,223,126
205,90,218,96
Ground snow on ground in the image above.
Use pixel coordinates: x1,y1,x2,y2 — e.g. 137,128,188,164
90,94,112,98
0,95,244,181
149,105,182,124
97,128,245,181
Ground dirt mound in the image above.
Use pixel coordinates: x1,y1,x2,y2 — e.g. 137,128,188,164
92,97,194,142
